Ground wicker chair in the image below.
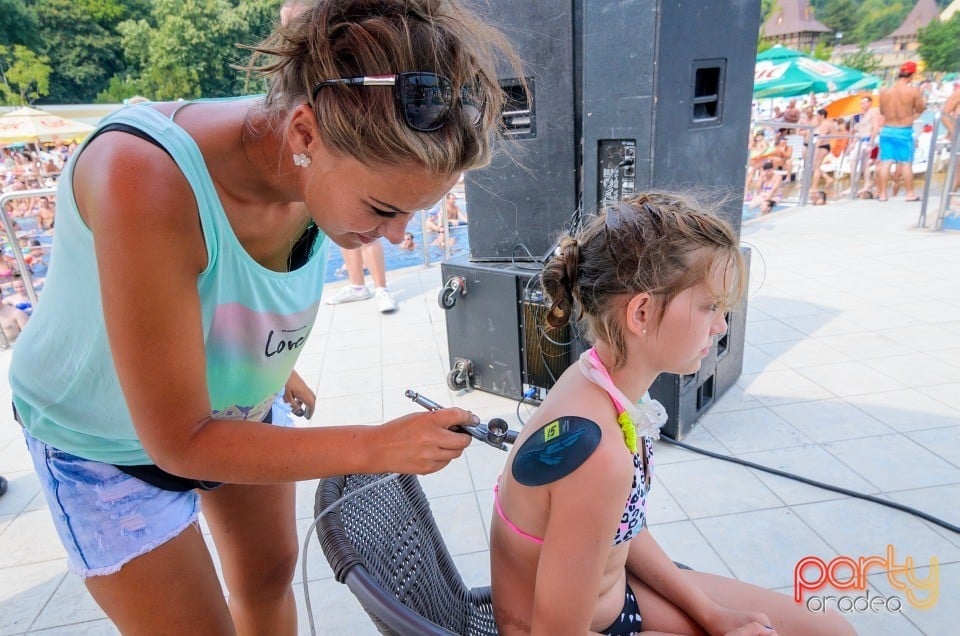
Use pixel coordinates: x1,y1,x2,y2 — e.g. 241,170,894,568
315,473,499,636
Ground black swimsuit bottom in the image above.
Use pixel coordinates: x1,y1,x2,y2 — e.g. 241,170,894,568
601,582,642,635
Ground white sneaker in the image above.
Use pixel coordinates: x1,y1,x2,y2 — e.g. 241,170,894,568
325,285,371,305
374,287,398,313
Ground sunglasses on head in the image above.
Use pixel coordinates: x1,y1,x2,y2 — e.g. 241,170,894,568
312,72,483,132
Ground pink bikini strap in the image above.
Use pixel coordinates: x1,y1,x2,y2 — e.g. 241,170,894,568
493,483,544,545
588,348,626,414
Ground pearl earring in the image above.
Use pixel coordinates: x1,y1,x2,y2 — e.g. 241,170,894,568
642,328,647,335
293,153,312,168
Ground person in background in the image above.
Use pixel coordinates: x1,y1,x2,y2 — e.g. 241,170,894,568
431,225,456,248
853,95,882,196
781,98,801,132
0,286,29,342
830,118,850,159
770,135,793,180
747,130,773,172
877,61,925,202
399,231,416,251
809,108,836,193
747,161,782,215
37,196,55,230
490,192,854,636
324,242,400,313
8,1,521,633
424,197,443,233
443,191,466,224
3,279,33,314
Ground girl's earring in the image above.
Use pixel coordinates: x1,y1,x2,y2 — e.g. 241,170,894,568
293,153,312,168
642,327,647,335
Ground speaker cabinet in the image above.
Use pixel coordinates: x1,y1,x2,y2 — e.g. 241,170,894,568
463,1,578,261
464,0,761,260
580,0,761,236
439,256,586,401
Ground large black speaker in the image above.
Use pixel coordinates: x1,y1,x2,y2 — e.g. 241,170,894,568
465,0,761,260
463,2,578,261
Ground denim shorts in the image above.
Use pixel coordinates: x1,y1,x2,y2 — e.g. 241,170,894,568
24,427,200,578
23,393,296,578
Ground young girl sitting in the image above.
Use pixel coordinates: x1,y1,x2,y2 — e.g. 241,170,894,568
490,192,854,636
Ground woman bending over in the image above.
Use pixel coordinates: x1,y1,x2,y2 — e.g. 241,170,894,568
10,1,520,633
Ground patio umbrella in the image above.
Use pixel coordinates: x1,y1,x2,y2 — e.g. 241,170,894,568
753,45,873,99
824,92,877,119
837,67,881,92
0,106,94,145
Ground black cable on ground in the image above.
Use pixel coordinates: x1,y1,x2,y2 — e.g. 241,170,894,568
659,436,960,534
516,387,537,427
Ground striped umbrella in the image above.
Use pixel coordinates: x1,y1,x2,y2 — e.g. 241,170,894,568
0,106,93,145
754,45,873,98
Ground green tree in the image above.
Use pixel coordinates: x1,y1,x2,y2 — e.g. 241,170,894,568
850,1,908,44
0,0,42,50
235,0,285,45
116,0,281,100
33,0,148,103
761,0,777,21
812,40,834,61
917,15,960,72
138,0,245,99
95,74,147,104
840,43,882,73
816,0,858,39
0,45,52,105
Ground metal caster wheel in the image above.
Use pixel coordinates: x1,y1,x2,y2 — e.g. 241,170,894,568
446,357,473,391
438,276,466,309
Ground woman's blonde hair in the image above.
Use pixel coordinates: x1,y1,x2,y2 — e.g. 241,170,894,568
243,0,522,176
541,192,746,370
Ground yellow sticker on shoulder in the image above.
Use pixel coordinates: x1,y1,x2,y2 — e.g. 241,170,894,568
543,420,560,442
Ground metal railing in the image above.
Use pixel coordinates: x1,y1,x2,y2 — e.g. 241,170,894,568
918,112,960,231
752,118,956,213
414,194,461,267
750,121,865,206
0,187,56,348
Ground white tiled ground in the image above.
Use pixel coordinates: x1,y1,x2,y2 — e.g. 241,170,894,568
1,196,958,634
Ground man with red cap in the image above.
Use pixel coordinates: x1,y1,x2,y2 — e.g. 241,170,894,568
876,61,926,201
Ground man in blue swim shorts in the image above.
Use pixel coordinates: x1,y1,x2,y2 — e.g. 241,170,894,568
876,61,926,202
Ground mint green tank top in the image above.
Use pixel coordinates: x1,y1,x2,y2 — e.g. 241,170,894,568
9,101,329,465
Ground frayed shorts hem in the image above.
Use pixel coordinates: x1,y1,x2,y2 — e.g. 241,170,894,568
73,512,200,579
24,429,203,579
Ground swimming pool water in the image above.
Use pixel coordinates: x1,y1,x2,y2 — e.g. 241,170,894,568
324,209,471,281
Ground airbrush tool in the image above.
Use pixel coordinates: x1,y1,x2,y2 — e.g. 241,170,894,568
405,389,517,450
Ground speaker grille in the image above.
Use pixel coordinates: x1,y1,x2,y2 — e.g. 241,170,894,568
521,300,574,390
